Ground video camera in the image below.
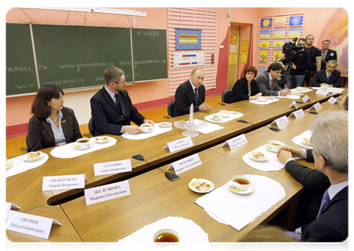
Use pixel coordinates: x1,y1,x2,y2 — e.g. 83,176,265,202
282,38,305,66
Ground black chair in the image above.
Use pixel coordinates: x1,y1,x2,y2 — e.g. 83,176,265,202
164,99,175,119
84,117,95,137
221,90,234,104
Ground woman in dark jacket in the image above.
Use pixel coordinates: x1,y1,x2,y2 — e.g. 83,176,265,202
232,66,262,102
27,84,82,151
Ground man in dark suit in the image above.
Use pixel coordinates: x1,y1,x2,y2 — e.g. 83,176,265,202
90,66,153,136
310,60,342,88
321,40,337,70
256,62,290,96
277,110,348,242
173,68,212,117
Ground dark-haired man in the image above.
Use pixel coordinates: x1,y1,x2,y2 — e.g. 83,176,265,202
256,62,290,96
320,40,337,70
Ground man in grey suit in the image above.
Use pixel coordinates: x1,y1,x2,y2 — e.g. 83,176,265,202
277,111,348,241
256,62,290,96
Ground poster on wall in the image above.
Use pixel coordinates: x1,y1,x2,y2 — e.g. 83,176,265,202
176,29,202,50
273,51,282,62
274,29,286,38
259,40,271,50
260,18,272,28
241,40,249,51
259,51,268,63
260,30,271,39
241,52,248,63
274,16,287,27
289,16,304,26
288,28,302,38
173,52,204,67
273,40,285,50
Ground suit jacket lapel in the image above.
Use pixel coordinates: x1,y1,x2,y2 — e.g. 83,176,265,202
101,87,121,113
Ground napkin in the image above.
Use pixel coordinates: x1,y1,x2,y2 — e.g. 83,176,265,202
195,174,285,231
6,153,49,178
242,144,284,171
204,112,244,123
249,98,279,105
50,136,117,158
122,123,173,140
103,216,210,251
292,130,313,149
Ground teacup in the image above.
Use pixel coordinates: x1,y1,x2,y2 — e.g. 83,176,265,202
140,123,153,133
76,138,90,148
153,229,180,242
268,140,285,152
220,110,230,118
231,175,251,191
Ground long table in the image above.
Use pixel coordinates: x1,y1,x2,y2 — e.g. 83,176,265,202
6,88,346,242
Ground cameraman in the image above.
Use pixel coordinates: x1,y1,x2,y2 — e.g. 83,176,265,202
281,38,311,88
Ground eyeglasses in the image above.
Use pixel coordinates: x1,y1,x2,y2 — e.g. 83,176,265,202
114,80,126,85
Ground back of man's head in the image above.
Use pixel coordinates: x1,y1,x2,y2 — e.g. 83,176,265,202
310,110,348,173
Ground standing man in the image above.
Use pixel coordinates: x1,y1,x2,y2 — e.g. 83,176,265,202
310,60,342,87
277,111,348,242
320,40,337,70
173,68,212,117
303,34,322,86
90,66,153,136
256,62,290,96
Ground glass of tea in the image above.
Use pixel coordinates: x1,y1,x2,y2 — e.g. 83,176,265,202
231,175,251,191
153,229,179,243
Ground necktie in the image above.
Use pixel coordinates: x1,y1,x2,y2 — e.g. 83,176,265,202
270,79,274,91
194,87,199,106
114,93,126,116
322,50,327,62
316,189,330,219
327,75,331,83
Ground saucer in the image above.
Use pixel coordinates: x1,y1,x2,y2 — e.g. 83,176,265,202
159,122,172,128
189,178,215,194
249,151,268,162
229,184,255,195
23,151,44,162
140,127,155,133
211,115,222,121
266,144,278,153
94,136,111,144
72,142,93,150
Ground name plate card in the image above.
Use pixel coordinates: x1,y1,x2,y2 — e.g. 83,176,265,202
310,102,322,111
94,159,132,176
270,115,289,128
327,87,344,94
42,174,87,191
6,211,61,239
167,153,202,175
164,137,193,153
302,95,312,103
6,202,21,221
84,180,131,206
222,134,248,150
288,109,305,119
328,97,339,105
289,100,298,109
316,88,329,96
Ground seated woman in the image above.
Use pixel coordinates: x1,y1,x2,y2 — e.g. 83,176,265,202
232,66,262,102
27,84,82,151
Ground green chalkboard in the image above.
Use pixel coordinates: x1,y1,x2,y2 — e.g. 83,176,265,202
6,23,38,95
6,24,168,96
32,24,133,90
132,28,167,82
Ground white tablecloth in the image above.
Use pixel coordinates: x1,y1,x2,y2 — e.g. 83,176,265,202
50,136,117,158
103,217,210,251
122,123,173,140
6,153,49,178
242,144,284,171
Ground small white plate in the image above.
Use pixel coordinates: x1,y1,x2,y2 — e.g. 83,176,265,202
6,161,13,170
140,126,155,133
211,116,222,121
94,136,111,144
159,122,172,128
72,142,93,150
229,184,255,195
301,138,312,146
189,178,215,194
257,98,267,102
23,151,44,162
266,144,278,153
249,151,268,162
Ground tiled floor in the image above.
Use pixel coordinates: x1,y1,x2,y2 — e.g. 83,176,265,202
6,94,223,159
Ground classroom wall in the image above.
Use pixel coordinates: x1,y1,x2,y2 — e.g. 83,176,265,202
6,7,346,138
